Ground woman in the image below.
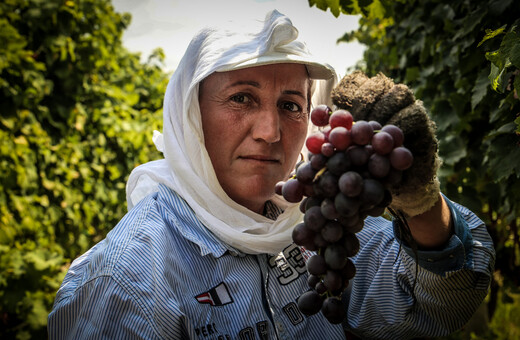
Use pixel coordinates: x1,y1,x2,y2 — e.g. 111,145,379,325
48,10,494,339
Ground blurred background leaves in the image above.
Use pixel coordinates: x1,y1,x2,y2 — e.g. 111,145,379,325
0,0,168,338
1,0,519,338
311,0,520,338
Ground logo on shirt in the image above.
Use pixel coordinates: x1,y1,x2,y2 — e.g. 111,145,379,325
195,282,233,307
268,243,307,285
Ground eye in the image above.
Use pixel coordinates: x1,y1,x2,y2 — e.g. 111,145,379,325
230,94,251,104
281,101,302,113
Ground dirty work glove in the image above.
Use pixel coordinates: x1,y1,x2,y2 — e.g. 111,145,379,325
331,71,441,218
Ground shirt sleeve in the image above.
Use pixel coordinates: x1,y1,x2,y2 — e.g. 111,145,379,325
48,275,160,340
393,193,494,279
346,194,496,339
47,195,199,340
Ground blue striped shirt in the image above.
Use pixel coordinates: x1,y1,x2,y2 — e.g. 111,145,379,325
48,184,494,339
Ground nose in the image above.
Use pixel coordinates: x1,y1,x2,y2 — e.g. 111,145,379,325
251,106,281,144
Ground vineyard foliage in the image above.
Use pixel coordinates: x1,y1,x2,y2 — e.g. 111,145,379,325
0,0,168,338
1,0,519,338
308,0,520,337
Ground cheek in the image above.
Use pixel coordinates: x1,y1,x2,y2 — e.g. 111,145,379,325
202,110,247,172
283,121,308,164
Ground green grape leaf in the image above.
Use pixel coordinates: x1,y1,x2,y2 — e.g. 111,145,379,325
309,0,332,11
472,68,491,110
486,132,520,181
439,135,467,166
478,25,507,47
503,29,520,69
488,62,509,93
339,0,356,13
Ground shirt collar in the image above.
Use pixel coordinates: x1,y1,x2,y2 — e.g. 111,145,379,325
157,184,245,258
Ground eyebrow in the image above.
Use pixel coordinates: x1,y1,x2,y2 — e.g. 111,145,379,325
225,80,260,89
283,89,307,100
226,80,307,100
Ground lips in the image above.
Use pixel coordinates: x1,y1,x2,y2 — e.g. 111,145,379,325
239,155,281,163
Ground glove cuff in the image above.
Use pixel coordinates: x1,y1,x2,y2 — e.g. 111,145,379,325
389,176,441,218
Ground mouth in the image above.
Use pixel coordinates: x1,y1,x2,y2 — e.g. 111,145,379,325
239,155,281,163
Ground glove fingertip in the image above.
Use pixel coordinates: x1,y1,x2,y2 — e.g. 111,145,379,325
389,102,439,189
331,71,369,110
350,73,395,119
368,84,415,124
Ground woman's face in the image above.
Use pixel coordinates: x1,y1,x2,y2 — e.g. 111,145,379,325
199,63,310,214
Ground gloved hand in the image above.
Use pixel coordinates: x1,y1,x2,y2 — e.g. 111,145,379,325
331,71,441,218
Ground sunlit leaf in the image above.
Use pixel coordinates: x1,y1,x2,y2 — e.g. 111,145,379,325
489,62,508,93
478,25,507,47
0,0,168,336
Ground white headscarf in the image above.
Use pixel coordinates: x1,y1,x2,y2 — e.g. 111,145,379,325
126,10,337,255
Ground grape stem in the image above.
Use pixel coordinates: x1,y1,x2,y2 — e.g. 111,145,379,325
313,167,327,182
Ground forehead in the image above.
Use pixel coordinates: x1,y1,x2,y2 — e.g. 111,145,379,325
204,63,310,89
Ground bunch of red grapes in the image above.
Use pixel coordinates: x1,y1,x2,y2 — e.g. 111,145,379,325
276,105,414,324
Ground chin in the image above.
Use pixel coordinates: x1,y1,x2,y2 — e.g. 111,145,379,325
226,181,277,213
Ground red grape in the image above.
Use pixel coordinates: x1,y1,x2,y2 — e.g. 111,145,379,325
304,206,327,232
314,233,328,248
324,270,342,291
328,126,352,151
321,297,346,324
310,153,328,170
360,179,385,207
308,274,320,288
292,222,316,249
296,162,317,184
306,254,327,276
275,181,284,195
316,171,339,198
340,258,356,280
327,152,351,176
371,131,394,155
282,178,304,203
329,109,354,130
321,198,339,220
299,197,308,213
298,290,323,316
322,126,332,141
351,121,373,145
321,220,344,243
390,146,414,170
346,145,370,167
316,282,327,294
368,120,382,131
310,104,332,127
321,142,335,157
368,153,391,178
334,193,361,217
324,244,347,270
306,132,326,154
338,171,364,197
290,106,413,325
381,124,404,147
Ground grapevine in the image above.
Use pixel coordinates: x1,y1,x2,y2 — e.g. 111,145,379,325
277,105,414,324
